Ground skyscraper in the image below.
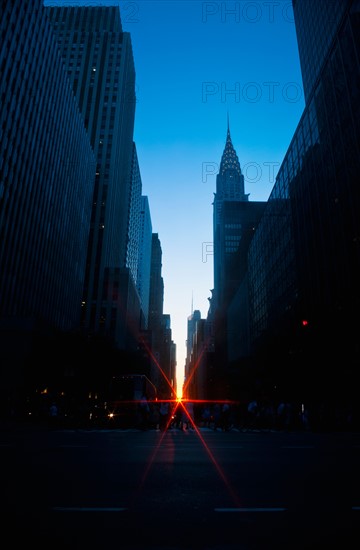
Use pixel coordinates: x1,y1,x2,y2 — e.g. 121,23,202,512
148,233,164,390
212,118,248,312
147,233,174,397
209,121,266,397
137,196,152,330
148,234,164,333
0,0,96,405
246,0,360,412
127,142,142,289
184,308,203,399
45,5,137,345
185,309,201,385
292,0,350,102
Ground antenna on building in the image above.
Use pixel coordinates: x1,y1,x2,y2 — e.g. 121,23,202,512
226,109,231,141
191,291,193,315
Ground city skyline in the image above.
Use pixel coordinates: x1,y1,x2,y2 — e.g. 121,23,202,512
121,0,306,390
44,0,305,389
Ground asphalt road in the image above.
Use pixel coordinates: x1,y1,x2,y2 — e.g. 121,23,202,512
1,424,359,550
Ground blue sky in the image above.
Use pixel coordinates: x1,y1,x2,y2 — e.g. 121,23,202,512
45,1,305,389
124,0,305,389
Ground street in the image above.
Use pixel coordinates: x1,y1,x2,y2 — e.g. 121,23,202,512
1,424,359,549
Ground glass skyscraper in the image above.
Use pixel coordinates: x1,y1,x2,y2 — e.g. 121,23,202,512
247,0,360,413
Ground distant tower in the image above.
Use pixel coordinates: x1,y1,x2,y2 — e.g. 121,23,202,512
213,118,249,311
137,196,153,329
148,234,164,331
208,119,266,397
186,309,201,372
216,115,248,202
184,308,201,395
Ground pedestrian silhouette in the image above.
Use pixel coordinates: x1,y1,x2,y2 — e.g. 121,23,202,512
139,394,150,430
159,401,170,431
213,403,221,431
49,401,58,428
221,402,231,431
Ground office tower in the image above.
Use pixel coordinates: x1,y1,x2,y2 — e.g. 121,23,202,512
170,340,177,398
148,234,164,330
212,119,248,312
160,313,175,398
0,0,95,398
184,309,201,399
292,0,350,102
127,143,142,287
185,304,213,400
45,5,137,344
247,0,360,413
186,310,201,373
137,196,152,330
148,233,165,392
184,309,201,390
209,122,266,397
191,318,207,400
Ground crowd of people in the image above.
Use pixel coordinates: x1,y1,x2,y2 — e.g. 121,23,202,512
6,393,353,432
136,396,357,433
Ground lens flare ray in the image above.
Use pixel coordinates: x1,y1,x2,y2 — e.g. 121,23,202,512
126,337,243,509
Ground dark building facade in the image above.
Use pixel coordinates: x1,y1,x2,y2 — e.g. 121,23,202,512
127,142,142,294
212,120,249,313
148,233,165,391
146,234,174,398
0,0,96,406
209,123,266,398
148,234,164,333
45,5,137,347
137,196,152,330
161,313,176,399
247,0,360,418
185,314,208,401
185,310,201,373
291,0,350,102
184,309,201,398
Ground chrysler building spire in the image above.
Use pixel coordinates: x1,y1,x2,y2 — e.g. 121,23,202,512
217,117,248,201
